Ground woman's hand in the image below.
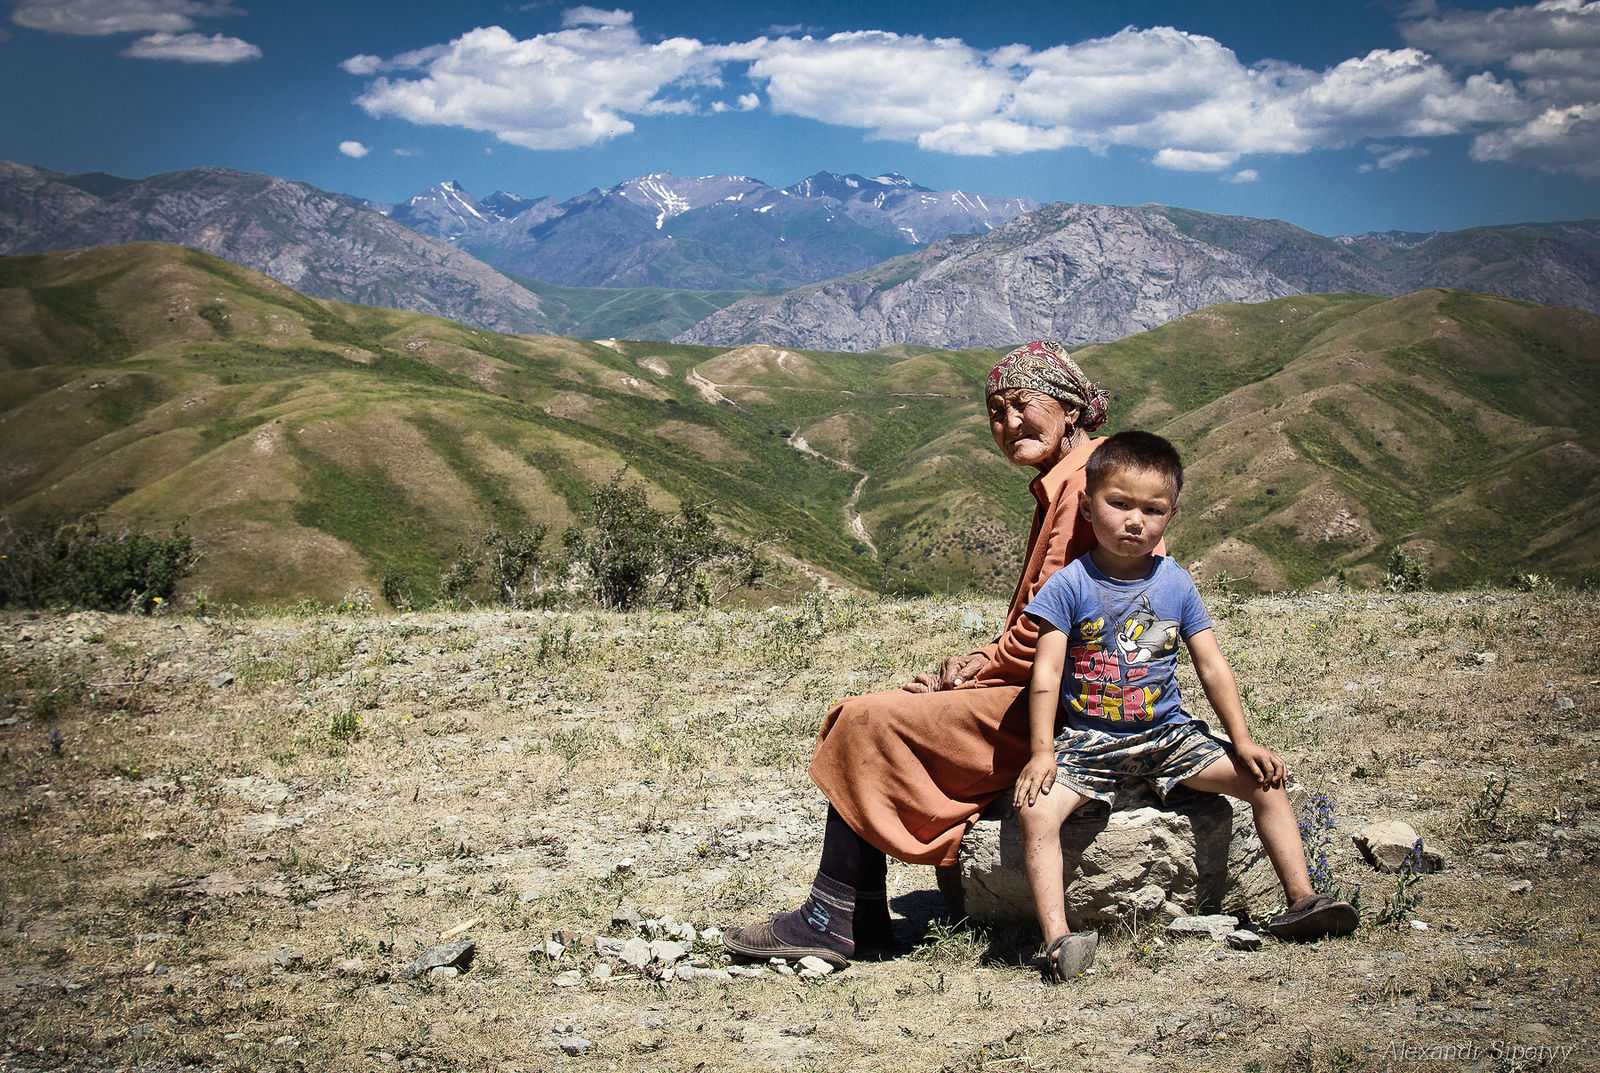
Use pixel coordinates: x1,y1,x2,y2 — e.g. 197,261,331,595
1013,753,1058,809
903,653,988,693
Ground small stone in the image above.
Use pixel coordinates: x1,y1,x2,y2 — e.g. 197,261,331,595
1353,821,1445,873
274,1036,299,1048
615,858,635,872
429,966,459,978
726,965,768,978
1168,914,1240,941
796,956,834,975
648,939,687,965
593,935,625,958
336,958,364,976
551,970,583,987
271,946,305,969
402,940,475,979
541,939,566,960
518,890,541,904
702,926,722,943
590,963,612,982
676,923,698,944
1507,879,1533,894
677,964,732,982
1410,920,1430,931
775,963,795,976
557,1036,592,1055
210,672,235,688
619,937,652,969
1555,696,1575,711
611,906,642,929
1225,929,1262,951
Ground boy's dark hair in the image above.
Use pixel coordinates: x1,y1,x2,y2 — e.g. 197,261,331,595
1085,430,1184,497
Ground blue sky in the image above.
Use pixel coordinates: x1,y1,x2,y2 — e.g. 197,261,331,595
3,0,1598,237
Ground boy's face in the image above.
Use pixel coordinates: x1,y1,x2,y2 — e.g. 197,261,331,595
1080,465,1178,574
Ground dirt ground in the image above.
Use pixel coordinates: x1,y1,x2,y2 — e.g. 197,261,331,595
0,586,1596,1072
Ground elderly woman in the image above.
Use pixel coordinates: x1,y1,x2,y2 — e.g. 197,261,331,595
724,340,1115,966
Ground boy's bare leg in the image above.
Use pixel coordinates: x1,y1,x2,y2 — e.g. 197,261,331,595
1015,784,1089,942
1180,755,1313,905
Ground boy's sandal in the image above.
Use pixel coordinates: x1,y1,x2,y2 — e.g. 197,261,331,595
1266,895,1359,941
1040,931,1098,983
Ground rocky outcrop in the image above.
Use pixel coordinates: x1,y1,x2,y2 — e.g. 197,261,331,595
675,203,1600,350
937,782,1281,928
0,162,552,335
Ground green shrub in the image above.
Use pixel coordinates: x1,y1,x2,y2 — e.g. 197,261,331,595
0,515,196,613
562,469,763,611
435,526,552,609
1381,546,1431,592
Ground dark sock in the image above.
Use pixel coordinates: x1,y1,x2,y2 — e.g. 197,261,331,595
770,808,893,955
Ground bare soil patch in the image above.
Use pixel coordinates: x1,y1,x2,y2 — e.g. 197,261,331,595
1,588,1596,1072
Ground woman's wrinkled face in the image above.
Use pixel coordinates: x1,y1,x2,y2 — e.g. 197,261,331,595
987,388,1075,471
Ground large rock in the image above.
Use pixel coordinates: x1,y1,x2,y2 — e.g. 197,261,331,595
936,783,1280,929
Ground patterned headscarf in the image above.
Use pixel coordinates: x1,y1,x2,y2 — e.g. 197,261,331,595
986,340,1109,432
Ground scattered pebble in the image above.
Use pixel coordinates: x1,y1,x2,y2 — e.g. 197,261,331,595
1226,929,1263,951
403,940,475,979
1169,915,1239,941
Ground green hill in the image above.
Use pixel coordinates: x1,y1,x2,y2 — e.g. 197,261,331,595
2,244,1595,606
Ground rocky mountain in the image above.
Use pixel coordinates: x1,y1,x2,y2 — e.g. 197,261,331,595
675,202,1600,350
0,161,554,334
389,170,1039,290
381,180,560,242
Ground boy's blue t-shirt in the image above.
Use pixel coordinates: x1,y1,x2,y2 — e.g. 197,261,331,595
1024,554,1213,734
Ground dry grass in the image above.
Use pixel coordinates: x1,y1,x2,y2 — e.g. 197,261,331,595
0,587,1596,1072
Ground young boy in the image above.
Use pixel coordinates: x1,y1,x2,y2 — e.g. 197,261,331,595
1013,430,1357,982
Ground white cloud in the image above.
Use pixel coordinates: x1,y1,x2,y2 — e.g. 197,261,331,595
351,22,724,150
1358,145,1431,172
341,54,383,76
1153,149,1240,172
339,140,371,159
339,5,1599,174
710,92,760,113
122,30,259,62
1401,1,1600,172
1470,101,1600,175
1401,0,1600,67
562,6,631,28
1228,169,1260,183
11,0,244,36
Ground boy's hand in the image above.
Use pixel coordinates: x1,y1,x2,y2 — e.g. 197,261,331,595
1013,754,1058,809
1232,740,1287,788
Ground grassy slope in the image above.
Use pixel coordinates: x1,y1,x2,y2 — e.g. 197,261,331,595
2,244,1597,605
508,274,767,343
1078,290,1600,587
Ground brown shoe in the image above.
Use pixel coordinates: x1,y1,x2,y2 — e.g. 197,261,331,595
721,920,849,968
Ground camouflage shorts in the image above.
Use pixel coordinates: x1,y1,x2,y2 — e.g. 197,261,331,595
1053,719,1231,804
